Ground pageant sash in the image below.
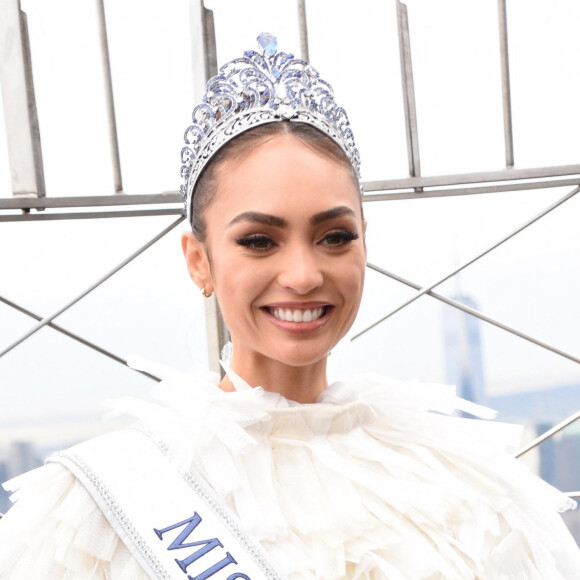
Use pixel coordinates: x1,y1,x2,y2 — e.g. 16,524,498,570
49,428,283,580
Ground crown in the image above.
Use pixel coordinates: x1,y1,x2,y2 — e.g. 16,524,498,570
180,33,362,219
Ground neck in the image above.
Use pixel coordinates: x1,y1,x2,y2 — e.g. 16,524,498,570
221,347,329,404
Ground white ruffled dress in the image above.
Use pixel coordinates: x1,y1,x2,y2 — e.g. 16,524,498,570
1,365,579,579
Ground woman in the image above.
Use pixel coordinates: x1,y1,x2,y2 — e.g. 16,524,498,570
1,34,579,579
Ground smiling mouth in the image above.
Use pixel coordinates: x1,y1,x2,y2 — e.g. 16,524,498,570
268,306,329,323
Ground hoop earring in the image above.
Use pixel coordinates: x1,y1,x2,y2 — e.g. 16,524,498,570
201,287,212,298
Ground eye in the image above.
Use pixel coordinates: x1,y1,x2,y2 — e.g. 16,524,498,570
320,230,359,248
236,234,277,252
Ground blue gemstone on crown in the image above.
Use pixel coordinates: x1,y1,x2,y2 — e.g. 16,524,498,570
257,32,278,56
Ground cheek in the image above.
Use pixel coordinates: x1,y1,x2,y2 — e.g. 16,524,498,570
348,249,367,286
336,254,366,309
211,257,270,322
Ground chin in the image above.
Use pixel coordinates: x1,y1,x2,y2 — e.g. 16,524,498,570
269,340,335,368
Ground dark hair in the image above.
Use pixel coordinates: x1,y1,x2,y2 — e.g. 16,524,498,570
190,121,359,242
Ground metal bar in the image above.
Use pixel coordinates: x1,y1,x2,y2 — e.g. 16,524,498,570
515,411,580,458
0,191,183,209
0,192,181,210
297,0,310,62
1,174,579,212
0,0,45,198
352,185,580,340
363,177,580,201
0,215,185,359
0,208,183,222
1,161,579,211
364,164,580,191
366,262,580,365
189,0,207,100
202,5,217,79
396,1,421,178
96,0,123,193
203,292,229,375
498,0,514,168
0,295,161,382
193,1,228,375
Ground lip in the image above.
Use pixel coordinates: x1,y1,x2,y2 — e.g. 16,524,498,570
263,301,331,309
260,302,334,334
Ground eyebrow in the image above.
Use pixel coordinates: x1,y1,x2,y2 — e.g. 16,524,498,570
227,206,356,229
227,212,288,228
310,206,356,225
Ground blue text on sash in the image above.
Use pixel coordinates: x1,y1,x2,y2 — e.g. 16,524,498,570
154,513,251,580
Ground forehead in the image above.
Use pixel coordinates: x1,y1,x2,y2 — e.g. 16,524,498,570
208,135,362,223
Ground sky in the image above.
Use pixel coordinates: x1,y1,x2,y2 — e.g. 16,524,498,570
1,0,580,449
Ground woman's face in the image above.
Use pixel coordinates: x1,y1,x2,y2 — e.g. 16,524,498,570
186,133,366,370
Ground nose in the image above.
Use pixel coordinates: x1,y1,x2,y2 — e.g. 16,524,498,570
276,243,324,295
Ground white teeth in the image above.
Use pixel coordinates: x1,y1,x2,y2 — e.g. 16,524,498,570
271,307,325,322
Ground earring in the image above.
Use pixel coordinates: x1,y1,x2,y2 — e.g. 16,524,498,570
201,287,212,298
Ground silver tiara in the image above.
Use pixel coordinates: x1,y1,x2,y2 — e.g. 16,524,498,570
180,33,361,219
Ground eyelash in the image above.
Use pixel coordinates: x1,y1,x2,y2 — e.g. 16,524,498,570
235,230,359,253
236,235,275,252
321,230,359,247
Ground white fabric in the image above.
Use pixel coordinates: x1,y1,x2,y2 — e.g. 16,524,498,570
49,428,281,579
1,366,580,579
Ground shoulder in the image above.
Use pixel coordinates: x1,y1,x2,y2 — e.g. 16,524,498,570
0,459,141,578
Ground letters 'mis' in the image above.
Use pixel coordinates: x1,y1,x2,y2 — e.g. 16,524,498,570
154,513,250,580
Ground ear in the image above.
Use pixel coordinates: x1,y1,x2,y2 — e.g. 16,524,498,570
181,232,212,293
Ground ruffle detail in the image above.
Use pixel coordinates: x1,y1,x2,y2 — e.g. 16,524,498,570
0,462,137,579
2,366,580,579
108,367,580,579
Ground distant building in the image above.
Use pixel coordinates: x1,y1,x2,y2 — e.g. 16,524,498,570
488,385,580,491
0,441,42,515
442,294,486,406
488,385,580,427
488,386,580,546
556,432,580,493
7,441,39,475
536,422,558,485
0,460,9,514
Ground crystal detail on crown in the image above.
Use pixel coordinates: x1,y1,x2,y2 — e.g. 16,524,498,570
181,33,361,219
257,32,278,56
